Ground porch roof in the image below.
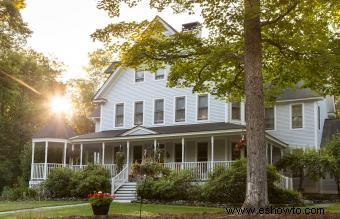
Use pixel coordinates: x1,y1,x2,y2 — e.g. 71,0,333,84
70,122,245,141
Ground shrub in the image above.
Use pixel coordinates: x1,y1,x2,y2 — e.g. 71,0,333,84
44,168,76,198
131,158,170,179
73,165,110,197
1,186,38,201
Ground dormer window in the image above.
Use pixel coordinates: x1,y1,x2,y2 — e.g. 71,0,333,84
265,107,275,130
155,69,165,80
197,94,208,120
135,69,144,82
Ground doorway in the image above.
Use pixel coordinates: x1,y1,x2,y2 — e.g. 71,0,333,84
133,145,143,163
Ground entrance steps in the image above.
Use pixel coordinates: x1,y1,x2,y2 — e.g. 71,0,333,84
113,182,137,203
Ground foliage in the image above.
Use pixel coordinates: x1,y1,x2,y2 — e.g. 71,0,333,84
44,168,76,198
323,135,340,197
1,185,38,201
131,158,170,180
88,191,114,206
137,169,196,201
115,151,125,171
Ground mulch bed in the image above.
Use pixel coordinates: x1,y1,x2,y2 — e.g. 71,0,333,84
58,213,340,219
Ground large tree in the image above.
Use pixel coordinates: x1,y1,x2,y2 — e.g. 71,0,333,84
93,0,339,208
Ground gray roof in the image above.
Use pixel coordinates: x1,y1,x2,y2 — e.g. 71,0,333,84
90,107,100,118
71,122,245,140
33,117,76,139
277,88,321,101
321,119,340,145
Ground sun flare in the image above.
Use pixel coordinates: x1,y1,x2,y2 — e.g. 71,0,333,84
49,96,73,116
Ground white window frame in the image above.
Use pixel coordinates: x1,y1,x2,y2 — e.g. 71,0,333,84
154,69,165,80
153,98,165,125
265,106,276,131
114,103,125,127
290,103,304,130
134,69,144,83
231,102,241,122
196,94,210,121
133,100,144,126
174,96,187,123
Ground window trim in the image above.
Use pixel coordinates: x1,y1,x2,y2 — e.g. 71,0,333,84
265,106,276,131
134,69,145,83
174,96,187,123
290,103,304,130
196,94,209,121
114,102,125,127
153,98,165,125
133,100,144,126
231,102,241,121
154,69,165,81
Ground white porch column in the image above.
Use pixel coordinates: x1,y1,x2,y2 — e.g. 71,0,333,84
71,144,74,165
181,137,185,169
31,141,35,180
80,144,83,166
270,144,273,164
153,139,157,159
63,141,67,166
102,142,105,165
266,143,268,163
126,141,130,178
211,136,214,171
44,141,48,179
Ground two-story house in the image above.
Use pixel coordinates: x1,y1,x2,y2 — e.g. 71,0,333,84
29,16,338,201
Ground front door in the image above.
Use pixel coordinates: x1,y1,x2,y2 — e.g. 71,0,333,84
133,145,143,163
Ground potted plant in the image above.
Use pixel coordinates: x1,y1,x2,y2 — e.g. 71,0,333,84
88,191,114,215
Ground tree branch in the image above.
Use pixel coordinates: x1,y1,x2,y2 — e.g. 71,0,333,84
261,1,299,27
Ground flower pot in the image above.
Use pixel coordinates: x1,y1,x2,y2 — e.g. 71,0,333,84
91,203,111,215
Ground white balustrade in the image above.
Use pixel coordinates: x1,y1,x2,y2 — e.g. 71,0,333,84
277,174,293,190
111,164,128,194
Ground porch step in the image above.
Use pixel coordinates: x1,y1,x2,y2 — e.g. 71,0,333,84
113,182,137,203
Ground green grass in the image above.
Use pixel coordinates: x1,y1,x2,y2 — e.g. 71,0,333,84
0,200,85,212
0,202,224,219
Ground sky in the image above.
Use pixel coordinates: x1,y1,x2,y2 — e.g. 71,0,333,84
21,0,202,81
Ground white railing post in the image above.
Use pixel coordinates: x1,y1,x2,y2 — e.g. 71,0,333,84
102,142,105,165
181,137,185,170
154,139,157,158
31,141,35,180
44,141,48,179
80,144,83,166
126,141,130,179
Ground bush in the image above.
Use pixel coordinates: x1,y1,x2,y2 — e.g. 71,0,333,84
131,158,170,180
137,170,196,201
1,186,38,201
44,168,76,198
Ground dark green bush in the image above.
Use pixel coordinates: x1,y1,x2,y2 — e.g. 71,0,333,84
44,168,76,198
1,186,38,201
131,158,171,179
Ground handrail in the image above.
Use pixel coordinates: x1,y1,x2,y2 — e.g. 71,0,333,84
277,173,293,190
111,164,128,194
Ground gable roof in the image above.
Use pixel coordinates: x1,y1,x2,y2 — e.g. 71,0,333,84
33,116,76,139
321,119,340,146
276,88,322,102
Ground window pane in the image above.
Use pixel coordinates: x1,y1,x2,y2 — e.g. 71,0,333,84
265,107,274,130
134,102,143,125
232,102,241,120
292,104,303,128
115,104,124,127
198,95,208,108
197,95,208,120
155,69,165,80
175,97,185,122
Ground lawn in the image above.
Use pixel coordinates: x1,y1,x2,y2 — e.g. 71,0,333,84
0,202,224,219
0,200,85,212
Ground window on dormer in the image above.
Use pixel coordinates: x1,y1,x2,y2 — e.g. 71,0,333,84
231,102,241,120
155,69,165,80
197,94,208,120
292,104,303,129
154,99,164,124
265,107,274,130
134,101,143,125
115,103,124,127
135,69,144,82
175,97,185,122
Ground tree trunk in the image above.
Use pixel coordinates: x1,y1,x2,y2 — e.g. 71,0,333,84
242,0,268,209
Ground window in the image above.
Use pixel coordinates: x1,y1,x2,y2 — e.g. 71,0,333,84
154,99,164,124
265,107,275,130
155,69,165,80
115,103,124,127
135,69,144,82
134,101,143,125
175,97,185,122
231,102,241,120
291,104,303,129
197,94,208,120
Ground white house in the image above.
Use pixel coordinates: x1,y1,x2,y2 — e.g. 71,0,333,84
29,17,339,201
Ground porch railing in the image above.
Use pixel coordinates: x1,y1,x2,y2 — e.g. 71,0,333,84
161,161,235,181
111,164,128,194
277,174,293,190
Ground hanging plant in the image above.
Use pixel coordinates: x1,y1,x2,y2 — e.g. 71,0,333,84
115,151,125,171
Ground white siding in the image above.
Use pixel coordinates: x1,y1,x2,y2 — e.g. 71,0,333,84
267,101,316,148
100,67,227,130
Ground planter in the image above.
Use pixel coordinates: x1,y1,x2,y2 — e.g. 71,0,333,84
91,203,111,215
